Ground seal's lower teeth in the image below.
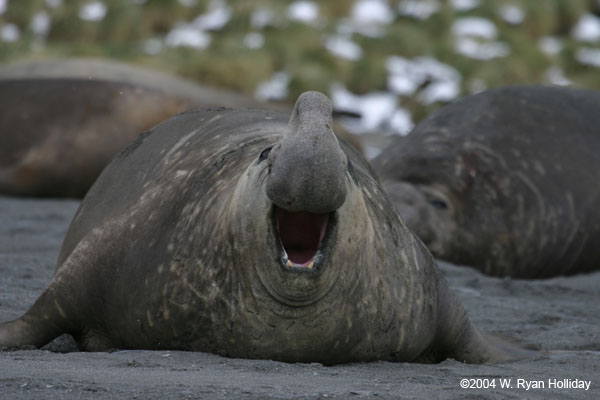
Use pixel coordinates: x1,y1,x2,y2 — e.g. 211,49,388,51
286,259,315,269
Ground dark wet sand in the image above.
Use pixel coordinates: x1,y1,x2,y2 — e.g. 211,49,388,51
0,195,598,399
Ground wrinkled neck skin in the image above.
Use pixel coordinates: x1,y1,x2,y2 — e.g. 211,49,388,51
223,157,370,363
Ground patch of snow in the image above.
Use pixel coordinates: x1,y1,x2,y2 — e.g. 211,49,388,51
244,32,264,49
454,37,509,59
31,11,51,36
398,0,439,20
450,0,479,11
386,56,461,103
339,0,394,37
387,77,416,96
324,35,363,61
0,0,6,15
330,84,398,133
1,23,19,42
575,47,600,68
499,4,525,25
287,1,319,25
387,75,419,96
538,36,562,56
572,13,600,42
389,108,414,135
545,66,571,86
193,0,230,31
165,24,211,49
419,79,460,105
79,1,107,22
451,16,508,59
452,17,497,40
352,0,395,25
255,72,290,102
164,0,228,50
386,56,423,95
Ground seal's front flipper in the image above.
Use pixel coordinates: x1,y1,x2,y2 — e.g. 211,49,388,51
444,324,541,364
428,275,540,364
478,332,542,363
0,226,113,351
0,287,71,350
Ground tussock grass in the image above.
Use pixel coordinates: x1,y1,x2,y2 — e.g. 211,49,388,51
2,0,600,125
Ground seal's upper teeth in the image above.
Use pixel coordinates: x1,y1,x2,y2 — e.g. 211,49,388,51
307,261,314,269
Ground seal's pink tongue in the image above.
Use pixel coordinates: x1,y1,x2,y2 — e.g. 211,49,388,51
275,207,329,266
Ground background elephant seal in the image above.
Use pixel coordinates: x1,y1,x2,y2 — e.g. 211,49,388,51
0,58,271,198
0,59,361,199
372,85,600,279
0,92,533,364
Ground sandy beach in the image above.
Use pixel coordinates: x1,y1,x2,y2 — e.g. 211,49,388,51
0,195,598,399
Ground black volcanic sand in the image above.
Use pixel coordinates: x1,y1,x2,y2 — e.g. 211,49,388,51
0,195,598,399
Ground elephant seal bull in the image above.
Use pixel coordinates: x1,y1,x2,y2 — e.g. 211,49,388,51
0,58,267,198
0,92,533,364
372,85,600,278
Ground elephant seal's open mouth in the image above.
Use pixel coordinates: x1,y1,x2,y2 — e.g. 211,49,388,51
274,206,334,269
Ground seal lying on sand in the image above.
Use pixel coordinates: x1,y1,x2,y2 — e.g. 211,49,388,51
0,92,533,364
0,59,360,199
372,85,600,278
0,58,268,198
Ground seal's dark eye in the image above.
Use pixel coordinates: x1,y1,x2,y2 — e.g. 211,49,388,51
258,146,273,162
429,198,448,210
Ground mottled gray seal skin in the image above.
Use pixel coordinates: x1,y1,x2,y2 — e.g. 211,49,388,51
0,92,533,364
372,85,600,279
0,58,267,198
